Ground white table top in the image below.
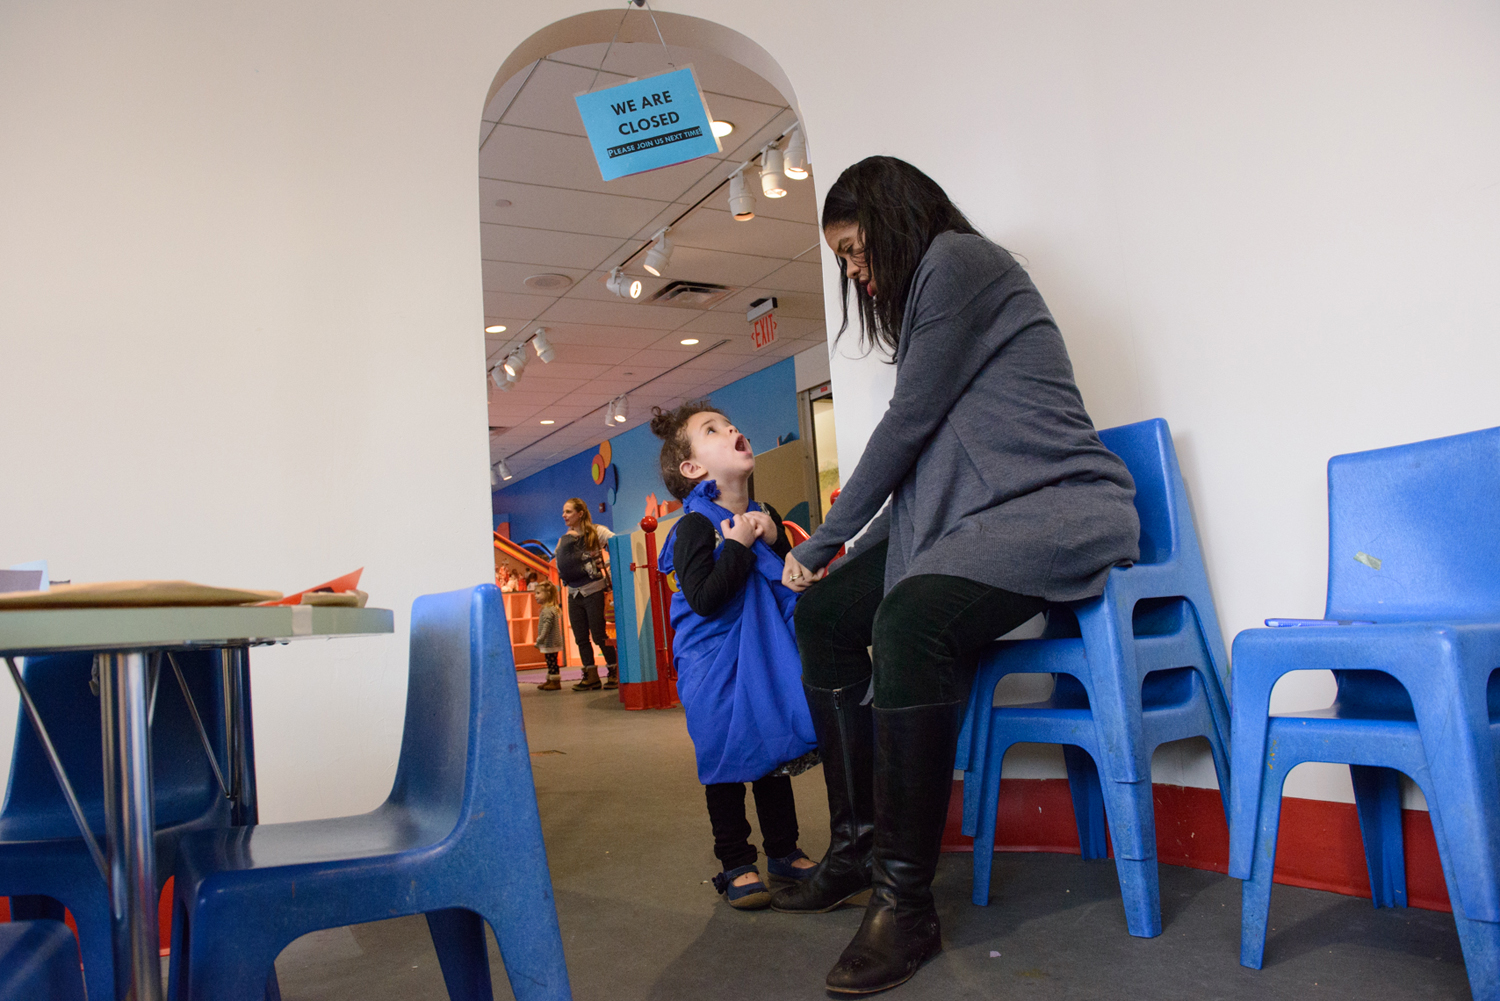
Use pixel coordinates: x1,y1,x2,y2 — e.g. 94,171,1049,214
0,605,394,656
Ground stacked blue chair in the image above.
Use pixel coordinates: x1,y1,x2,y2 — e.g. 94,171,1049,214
0,651,234,1001
956,417,1231,937
166,584,572,1001
1229,426,1500,998
0,919,86,1001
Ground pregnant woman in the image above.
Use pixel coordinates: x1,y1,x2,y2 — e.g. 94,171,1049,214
775,157,1141,995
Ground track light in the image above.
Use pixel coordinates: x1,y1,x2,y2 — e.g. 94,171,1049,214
604,395,630,426
761,146,788,198
531,327,555,363
494,458,513,483
607,268,642,299
503,347,527,380
642,230,673,277
783,128,808,179
490,366,512,390
728,167,755,221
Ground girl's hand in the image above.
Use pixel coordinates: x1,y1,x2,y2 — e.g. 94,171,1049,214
743,510,778,540
783,553,825,592
721,514,757,548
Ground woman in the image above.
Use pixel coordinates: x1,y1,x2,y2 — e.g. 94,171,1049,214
555,498,618,691
775,157,1141,994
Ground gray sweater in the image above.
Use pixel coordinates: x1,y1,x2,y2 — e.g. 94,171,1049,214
790,232,1140,602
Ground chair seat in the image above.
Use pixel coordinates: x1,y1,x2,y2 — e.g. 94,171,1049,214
176,803,457,882
0,920,86,1001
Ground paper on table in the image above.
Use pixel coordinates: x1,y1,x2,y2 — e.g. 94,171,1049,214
259,569,364,606
0,570,44,594
0,581,283,610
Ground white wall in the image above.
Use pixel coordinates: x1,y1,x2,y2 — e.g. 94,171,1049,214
2,1,1496,818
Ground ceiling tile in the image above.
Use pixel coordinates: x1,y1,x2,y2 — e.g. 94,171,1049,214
480,125,737,203
483,289,558,319
549,43,788,107
663,205,820,260
479,178,673,237
482,61,537,124
480,223,625,271
539,296,694,331
481,260,589,296
501,59,619,137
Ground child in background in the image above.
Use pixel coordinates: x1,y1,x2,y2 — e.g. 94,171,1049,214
533,580,564,691
652,400,820,910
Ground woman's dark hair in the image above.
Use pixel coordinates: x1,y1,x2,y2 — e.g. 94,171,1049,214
821,156,980,357
650,399,726,500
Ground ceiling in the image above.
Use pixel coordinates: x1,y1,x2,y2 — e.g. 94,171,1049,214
480,40,826,481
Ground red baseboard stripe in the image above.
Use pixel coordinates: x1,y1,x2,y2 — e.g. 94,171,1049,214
941,778,1451,913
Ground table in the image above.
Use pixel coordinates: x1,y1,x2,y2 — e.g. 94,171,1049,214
0,604,394,1001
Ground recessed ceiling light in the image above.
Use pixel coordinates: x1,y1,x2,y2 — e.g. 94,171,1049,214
711,120,734,138
680,338,700,345
524,273,573,291
539,419,555,425
485,324,507,334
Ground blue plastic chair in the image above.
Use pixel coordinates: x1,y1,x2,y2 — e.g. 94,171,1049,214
0,919,86,1001
166,585,572,1001
1229,426,1500,998
0,651,233,1001
957,418,1231,937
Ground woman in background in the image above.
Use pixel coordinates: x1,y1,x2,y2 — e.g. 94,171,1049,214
555,498,618,691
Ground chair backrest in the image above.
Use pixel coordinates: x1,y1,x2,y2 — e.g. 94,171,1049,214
386,584,526,833
1,651,229,832
1096,418,1186,566
1326,425,1500,622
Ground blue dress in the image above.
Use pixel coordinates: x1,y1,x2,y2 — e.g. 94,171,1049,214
658,481,817,784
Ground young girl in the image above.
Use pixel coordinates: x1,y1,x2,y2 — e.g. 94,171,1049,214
532,580,564,691
651,400,820,910
554,498,618,691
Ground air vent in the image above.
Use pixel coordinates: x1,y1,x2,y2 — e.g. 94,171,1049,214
649,280,736,308
524,273,573,291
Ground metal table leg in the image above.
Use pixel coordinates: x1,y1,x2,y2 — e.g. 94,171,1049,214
98,650,165,1001
219,646,260,826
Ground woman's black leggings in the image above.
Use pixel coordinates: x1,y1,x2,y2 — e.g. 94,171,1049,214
567,588,617,668
705,775,799,870
794,540,1048,709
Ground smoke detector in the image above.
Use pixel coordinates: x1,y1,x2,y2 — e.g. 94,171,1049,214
524,273,573,291
648,281,736,308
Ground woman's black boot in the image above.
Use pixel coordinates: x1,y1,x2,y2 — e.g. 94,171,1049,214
825,701,964,995
770,681,875,913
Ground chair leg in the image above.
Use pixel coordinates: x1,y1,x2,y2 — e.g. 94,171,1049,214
1096,776,1161,938
1240,758,1292,969
969,738,1012,906
66,902,121,1001
480,908,572,1001
426,908,495,1001
1062,745,1109,860
1350,764,1407,909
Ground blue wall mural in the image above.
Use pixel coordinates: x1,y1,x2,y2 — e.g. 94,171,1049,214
491,447,611,547
491,356,800,542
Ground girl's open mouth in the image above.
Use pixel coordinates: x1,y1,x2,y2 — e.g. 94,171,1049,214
734,434,749,453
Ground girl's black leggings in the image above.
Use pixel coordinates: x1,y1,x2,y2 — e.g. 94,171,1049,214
793,540,1048,709
567,587,617,667
705,776,799,870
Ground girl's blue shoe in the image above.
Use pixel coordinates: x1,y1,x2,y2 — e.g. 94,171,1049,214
712,864,772,910
767,848,815,883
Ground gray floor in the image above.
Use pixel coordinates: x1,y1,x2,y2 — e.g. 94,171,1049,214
268,670,1474,1000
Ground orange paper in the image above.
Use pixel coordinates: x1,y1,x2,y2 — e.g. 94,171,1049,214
259,568,364,606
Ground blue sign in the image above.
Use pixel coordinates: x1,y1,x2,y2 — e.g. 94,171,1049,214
575,67,722,181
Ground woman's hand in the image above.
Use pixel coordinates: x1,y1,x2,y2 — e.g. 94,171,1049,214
720,514,757,548
742,510,778,541
783,553,825,592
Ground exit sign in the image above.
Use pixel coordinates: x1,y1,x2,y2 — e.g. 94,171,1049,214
749,297,777,350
